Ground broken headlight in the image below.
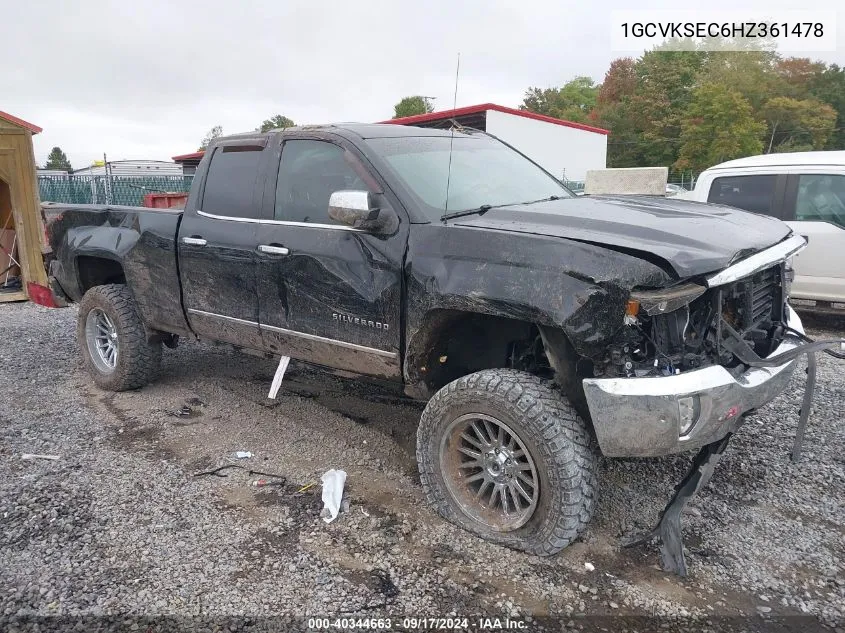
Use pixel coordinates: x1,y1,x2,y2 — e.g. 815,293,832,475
630,282,707,317
784,258,795,299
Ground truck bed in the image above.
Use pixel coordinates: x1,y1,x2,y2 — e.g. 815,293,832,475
43,203,191,337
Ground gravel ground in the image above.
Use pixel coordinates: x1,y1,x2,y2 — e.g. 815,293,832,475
1,302,843,631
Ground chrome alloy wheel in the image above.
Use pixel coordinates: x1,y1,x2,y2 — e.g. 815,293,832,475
439,413,540,531
85,308,119,373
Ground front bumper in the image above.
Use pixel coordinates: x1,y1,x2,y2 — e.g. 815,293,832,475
583,307,804,457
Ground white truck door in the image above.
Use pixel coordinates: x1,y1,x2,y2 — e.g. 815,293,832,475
784,171,845,305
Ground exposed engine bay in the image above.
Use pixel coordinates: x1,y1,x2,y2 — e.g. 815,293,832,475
604,263,789,378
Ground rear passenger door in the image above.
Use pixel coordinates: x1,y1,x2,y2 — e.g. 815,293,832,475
178,142,268,350
254,135,405,379
782,172,845,303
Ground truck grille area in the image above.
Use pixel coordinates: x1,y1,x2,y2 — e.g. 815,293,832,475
720,264,785,355
606,263,787,378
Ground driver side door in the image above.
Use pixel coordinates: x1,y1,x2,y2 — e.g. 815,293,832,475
254,135,406,379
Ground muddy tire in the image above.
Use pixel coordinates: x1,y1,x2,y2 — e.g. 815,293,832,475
77,284,161,392
417,369,597,556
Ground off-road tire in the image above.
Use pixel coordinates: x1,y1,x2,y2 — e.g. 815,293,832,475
417,368,598,556
77,284,162,391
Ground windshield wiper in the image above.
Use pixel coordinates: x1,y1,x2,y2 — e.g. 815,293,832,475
440,195,564,222
441,204,494,222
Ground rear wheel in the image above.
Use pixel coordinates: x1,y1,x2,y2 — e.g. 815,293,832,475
417,369,597,556
77,284,161,391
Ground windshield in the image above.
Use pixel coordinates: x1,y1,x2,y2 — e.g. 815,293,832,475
367,133,573,220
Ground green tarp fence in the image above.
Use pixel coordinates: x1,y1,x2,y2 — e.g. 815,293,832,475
38,175,194,207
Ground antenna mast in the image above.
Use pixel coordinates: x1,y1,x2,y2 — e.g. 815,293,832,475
443,53,460,217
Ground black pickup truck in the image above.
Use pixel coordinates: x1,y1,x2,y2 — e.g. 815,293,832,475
43,124,811,559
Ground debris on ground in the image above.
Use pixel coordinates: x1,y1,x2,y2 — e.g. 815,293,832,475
235,451,253,459
167,405,194,418
20,453,60,461
252,479,286,488
268,355,291,399
193,464,285,481
320,469,347,524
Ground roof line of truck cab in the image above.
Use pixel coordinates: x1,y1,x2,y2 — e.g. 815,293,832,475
704,150,845,171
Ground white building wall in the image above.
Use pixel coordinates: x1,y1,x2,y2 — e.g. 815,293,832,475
484,110,607,182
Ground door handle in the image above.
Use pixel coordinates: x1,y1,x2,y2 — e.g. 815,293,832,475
182,237,207,246
258,244,290,255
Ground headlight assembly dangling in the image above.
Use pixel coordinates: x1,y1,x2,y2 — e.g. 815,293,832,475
629,282,707,317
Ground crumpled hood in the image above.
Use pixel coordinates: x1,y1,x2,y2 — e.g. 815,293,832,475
451,195,792,279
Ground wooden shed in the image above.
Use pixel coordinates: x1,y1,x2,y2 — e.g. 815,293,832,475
0,110,50,303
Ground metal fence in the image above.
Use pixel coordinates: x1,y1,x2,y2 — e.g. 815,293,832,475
38,175,194,207
562,179,585,193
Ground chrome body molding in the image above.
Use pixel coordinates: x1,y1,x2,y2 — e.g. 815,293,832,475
196,209,364,231
186,309,397,359
706,235,807,288
583,307,804,457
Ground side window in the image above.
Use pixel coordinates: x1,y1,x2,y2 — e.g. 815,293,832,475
275,140,367,224
201,146,263,219
707,175,777,215
794,174,845,228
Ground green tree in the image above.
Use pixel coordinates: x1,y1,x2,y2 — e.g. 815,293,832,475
258,115,295,132
45,146,72,172
762,96,837,153
699,49,786,112
593,59,641,167
198,125,223,151
521,76,598,123
392,96,434,119
676,84,765,173
594,101,642,168
809,64,845,149
633,48,705,166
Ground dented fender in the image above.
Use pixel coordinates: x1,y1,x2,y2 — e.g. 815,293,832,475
44,204,191,336
403,223,672,387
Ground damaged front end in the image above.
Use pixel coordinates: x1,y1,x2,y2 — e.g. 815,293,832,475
584,235,809,457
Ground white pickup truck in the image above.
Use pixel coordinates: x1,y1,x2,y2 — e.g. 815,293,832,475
682,151,845,314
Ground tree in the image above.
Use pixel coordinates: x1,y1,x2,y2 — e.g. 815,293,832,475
776,57,827,97
633,48,705,166
596,58,637,105
809,64,845,149
45,147,72,172
699,49,785,112
676,84,765,173
198,125,223,151
392,96,435,119
521,76,598,123
258,115,295,132
515,37,841,171
591,59,642,167
761,97,837,153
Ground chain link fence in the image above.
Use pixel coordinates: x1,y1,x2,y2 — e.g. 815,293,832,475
38,175,194,207
562,179,585,193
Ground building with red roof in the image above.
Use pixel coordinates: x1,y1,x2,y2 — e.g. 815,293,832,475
384,103,608,182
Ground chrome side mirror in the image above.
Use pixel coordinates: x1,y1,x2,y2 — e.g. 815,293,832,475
328,190,398,235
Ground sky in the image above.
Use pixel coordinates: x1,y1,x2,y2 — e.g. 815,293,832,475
2,0,843,169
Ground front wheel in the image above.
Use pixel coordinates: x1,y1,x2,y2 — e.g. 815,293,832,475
417,369,597,556
77,284,162,391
